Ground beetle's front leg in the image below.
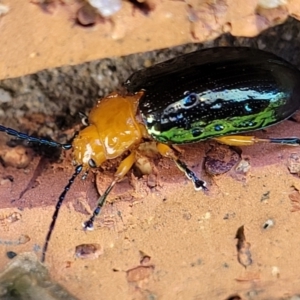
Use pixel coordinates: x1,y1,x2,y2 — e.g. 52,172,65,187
156,143,207,191
214,135,300,146
83,151,136,230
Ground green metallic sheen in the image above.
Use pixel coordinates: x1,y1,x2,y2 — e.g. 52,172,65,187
150,95,286,143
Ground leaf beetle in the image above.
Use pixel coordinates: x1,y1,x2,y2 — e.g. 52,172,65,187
1,47,300,262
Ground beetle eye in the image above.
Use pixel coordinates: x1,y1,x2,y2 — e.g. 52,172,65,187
79,112,89,126
88,159,97,168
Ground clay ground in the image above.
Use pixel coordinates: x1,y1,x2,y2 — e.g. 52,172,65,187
1,19,300,300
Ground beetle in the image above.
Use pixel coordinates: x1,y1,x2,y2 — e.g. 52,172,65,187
1,47,300,262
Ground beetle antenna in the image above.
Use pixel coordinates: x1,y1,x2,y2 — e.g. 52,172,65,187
41,164,83,262
83,179,117,231
0,125,72,150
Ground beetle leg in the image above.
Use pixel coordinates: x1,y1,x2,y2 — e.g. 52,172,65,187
171,144,185,155
156,143,207,191
81,170,89,180
83,151,136,230
267,137,300,145
214,136,300,146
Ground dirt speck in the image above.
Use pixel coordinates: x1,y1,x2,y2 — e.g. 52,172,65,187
235,225,252,268
0,145,33,169
75,243,103,259
126,265,154,282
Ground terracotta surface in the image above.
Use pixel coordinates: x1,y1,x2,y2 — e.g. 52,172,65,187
1,4,300,298
1,0,300,80
1,118,300,299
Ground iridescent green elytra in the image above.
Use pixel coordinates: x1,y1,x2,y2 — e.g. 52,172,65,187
125,47,300,144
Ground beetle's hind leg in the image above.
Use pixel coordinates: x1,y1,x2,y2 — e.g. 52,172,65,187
214,135,300,146
156,143,207,191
